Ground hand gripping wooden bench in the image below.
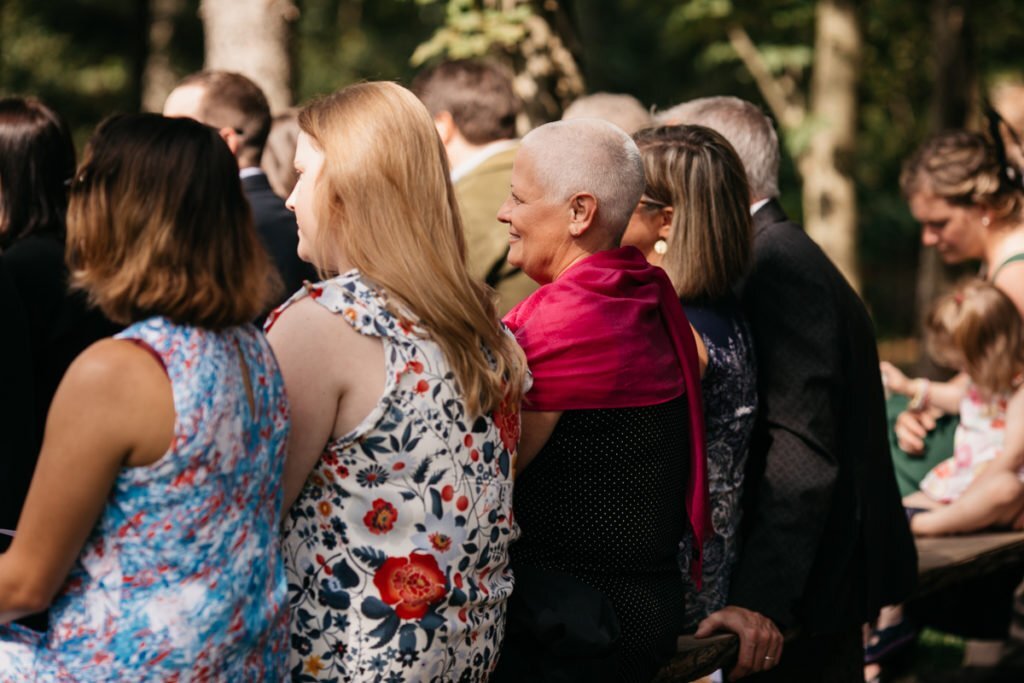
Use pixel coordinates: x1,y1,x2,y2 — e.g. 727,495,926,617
653,531,1024,682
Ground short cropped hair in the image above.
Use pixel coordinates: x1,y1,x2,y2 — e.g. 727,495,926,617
176,70,272,167
521,119,645,239
411,59,519,144
67,114,278,328
900,130,1024,224
634,125,752,300
656,96,780,201
562,92,653,135
0,97,76,248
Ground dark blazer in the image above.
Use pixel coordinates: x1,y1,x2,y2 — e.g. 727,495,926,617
0,257,37,535
242,171,317,313
729,200,916,634
2,233,121,448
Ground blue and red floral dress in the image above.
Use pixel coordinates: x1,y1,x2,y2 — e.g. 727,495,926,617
268,273,520,682
0,318,291,681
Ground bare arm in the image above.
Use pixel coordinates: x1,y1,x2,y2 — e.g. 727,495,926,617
267,299,347,512
993,262,1024,320
268,297,385,512
0,340,173,623
516,410,562,473
881,362,967,414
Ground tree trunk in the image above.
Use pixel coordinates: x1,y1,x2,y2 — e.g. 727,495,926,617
199,0,297,113
800,0,861,291
913,0,973,374
141,0,187,113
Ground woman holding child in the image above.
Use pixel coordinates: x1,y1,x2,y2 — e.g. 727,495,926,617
886,126,1024,489
266,82,527,681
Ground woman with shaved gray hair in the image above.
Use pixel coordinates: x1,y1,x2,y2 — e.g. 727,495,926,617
491,119,710,682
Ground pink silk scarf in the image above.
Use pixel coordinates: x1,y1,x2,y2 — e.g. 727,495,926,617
503,246,711,584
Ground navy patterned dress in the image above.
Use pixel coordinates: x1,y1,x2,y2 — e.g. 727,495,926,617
679,294,757,629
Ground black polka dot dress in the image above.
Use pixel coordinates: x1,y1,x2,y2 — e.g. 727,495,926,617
494,395,691,682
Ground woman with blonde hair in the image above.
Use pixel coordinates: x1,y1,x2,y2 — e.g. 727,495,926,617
266,81,527,681
622,124,781,678
0,114,290,679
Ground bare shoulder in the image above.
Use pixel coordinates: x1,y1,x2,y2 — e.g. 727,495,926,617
64,338,168,402
268,296,361,350
993,265,1024,318
267,295,381,389
48,338,174,466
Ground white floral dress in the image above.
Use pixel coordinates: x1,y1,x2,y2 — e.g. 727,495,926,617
267,272,520,683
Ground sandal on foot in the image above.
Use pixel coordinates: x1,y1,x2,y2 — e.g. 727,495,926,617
864,620,918,665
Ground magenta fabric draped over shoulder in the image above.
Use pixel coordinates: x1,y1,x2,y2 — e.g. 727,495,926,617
503,246,711,584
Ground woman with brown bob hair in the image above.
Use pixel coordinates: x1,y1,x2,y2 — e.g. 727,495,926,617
0,114,291,680
621,124,781,677
265,81,527,681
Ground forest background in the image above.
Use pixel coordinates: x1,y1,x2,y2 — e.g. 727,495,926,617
1,0,1022,367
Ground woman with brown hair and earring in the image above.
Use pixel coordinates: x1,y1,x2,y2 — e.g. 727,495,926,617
265,81,527,682
0,113,291,680
621,124,781,679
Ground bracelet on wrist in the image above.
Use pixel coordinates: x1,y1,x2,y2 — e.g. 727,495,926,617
908,378,930,412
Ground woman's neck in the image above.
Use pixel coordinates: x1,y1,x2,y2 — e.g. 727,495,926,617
985,220,1024,268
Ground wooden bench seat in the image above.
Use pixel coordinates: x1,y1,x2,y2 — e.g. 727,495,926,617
653,531,1024,682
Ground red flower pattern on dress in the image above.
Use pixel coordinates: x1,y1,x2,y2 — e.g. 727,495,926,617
363,498,398,535
492,397,519,452
373,552,447,619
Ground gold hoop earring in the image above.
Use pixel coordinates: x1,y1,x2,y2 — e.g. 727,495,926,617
654,239,668,255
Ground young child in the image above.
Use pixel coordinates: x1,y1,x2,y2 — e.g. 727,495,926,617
885,279,1024,536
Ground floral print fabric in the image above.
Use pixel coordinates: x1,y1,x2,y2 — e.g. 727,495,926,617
920,382,1021,503
0,318,291,682
270,272,519,683
677,298,757,629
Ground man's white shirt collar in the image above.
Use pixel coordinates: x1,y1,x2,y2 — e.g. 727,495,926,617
450,139,518,183
749,198,770,216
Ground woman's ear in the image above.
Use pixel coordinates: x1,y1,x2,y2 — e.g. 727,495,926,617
433,111,456,145
217,127,241,157
658,206,674,239
568,192,598,237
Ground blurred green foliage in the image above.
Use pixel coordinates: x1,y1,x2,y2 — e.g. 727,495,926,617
1,0,1022,336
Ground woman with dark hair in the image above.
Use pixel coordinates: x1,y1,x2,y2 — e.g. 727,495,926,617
0,97,119,457
0,114,290,680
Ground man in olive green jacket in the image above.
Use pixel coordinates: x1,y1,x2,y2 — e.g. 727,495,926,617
413,60,537,315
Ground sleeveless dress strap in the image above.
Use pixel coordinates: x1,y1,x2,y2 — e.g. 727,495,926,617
991,252,1024,282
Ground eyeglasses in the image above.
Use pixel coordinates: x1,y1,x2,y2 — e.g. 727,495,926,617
637,197,669,210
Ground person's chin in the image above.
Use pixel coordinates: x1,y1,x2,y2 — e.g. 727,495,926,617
507,243,523,269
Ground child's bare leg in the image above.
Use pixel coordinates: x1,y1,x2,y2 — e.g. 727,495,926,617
902,491,942,510
911,472,1024,536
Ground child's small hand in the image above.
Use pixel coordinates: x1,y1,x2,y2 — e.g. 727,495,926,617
880,361,913,397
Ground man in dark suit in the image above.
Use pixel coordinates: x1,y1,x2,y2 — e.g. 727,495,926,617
664,97,917,681
164,71,315,314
